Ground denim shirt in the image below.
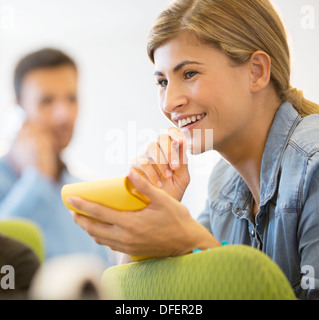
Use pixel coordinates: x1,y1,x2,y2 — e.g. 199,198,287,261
197,102,319,300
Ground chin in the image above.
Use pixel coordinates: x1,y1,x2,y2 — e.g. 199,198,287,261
57,133,73,148
188,146,208,155
187,136,213,155
187,141,205,155
57,140,71,152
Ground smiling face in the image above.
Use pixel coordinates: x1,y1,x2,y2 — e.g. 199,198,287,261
19,65,79,152
153,32,256,155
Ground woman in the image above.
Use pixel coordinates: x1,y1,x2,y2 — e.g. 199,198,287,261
68,0,319,299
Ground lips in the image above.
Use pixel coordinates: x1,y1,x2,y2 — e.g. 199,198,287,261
175,113,206,129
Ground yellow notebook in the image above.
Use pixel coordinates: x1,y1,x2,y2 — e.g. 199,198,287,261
61,176,156,262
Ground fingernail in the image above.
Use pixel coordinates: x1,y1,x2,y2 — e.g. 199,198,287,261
157,180,163,188
166,168,173,178
69,210,75,218
66,197,74,205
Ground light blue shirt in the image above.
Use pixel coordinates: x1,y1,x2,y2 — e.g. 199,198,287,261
197,102,319,300
0,159,116,267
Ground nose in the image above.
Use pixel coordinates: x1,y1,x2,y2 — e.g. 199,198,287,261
161,82,188,114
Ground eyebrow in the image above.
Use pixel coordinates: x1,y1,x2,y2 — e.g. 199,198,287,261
154,60,203,76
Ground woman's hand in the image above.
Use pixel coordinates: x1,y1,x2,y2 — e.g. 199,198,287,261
131,127,190,202
68,170,220,259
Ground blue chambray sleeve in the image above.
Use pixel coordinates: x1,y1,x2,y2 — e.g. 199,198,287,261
0,166,57,219
297,164,319,300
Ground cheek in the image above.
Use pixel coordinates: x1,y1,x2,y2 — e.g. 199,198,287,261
26,108,49,125
188,79,220,112
158,91,164,110
70,106,79,123
201,77,246,125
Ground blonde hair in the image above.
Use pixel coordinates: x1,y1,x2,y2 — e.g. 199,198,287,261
147,0,319,117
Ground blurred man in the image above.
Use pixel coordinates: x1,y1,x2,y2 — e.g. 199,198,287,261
0,48,115,265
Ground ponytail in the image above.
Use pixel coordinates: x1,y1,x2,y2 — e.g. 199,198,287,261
284,86,319,117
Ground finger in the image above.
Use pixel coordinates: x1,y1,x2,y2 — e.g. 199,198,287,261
128,169,166,206
131,156,163,187
66,196,130,227
167,127,186,145
71,211,120,240
167,127,188,167
129,159,149,179
21,121,54,144
71,213,135,253
71,212,143,255
157,134,180,171
178,135,188,167
23,122,45,136
146,141,173,180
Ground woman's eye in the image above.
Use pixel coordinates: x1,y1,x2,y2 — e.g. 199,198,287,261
184,71,198,79
156,79,168,88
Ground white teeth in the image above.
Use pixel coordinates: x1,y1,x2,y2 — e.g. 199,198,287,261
178,114,205,128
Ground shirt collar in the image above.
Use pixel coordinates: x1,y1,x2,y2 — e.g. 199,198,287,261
259,101,301,207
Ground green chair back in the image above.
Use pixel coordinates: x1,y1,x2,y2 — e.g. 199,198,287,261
0,218,45,263
101,245,296,300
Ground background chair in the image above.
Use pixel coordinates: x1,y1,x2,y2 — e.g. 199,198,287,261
0,218,45,263
101,245,296,300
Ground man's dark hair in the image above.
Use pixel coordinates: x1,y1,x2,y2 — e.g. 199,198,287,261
14,48,77,101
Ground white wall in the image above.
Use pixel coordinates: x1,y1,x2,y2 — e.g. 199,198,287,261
0,0,318,218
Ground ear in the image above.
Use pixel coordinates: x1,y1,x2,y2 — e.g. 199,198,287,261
249,51,271,93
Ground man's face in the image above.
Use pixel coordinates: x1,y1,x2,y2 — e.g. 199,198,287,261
19,65,79,152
